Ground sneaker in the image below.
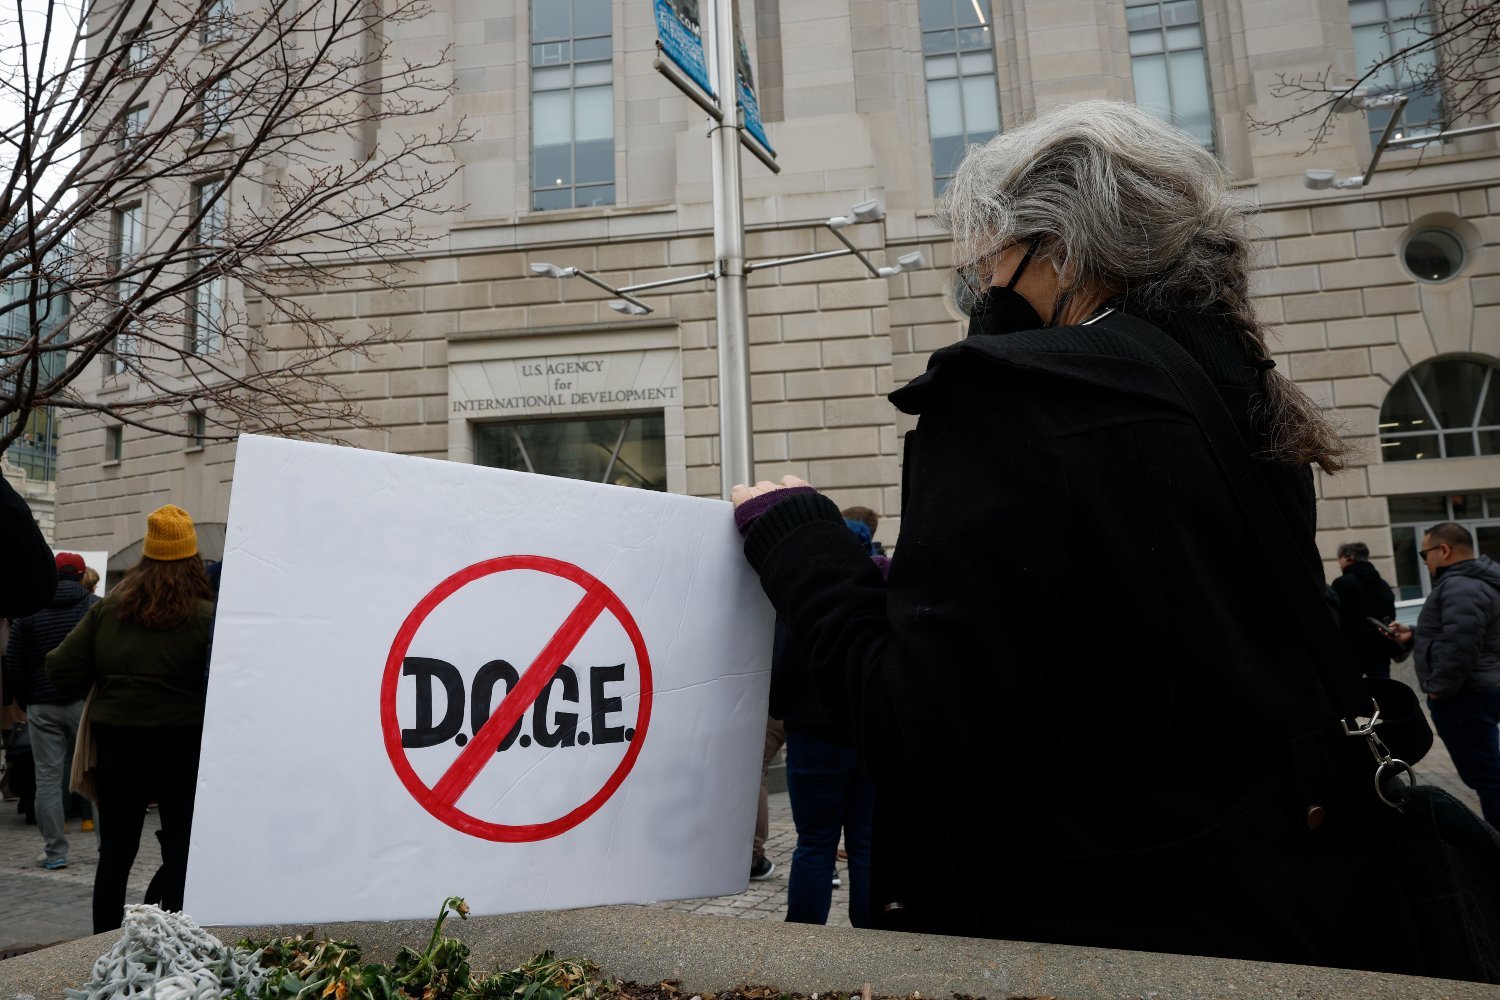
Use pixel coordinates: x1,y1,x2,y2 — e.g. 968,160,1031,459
749,856,775,881
41,858,68,870
81,819,95,833
832,872,841,887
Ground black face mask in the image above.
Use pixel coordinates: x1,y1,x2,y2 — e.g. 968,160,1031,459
966,242,1045,338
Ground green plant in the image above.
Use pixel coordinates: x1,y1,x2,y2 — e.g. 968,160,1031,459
231,897,620,1000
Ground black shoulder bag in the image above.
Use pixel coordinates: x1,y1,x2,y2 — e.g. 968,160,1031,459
1111,311,1500,985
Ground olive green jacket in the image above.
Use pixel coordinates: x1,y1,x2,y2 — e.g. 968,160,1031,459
46,594,215,727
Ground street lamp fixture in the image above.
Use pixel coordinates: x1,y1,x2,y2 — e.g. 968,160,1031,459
1302,91,1411,190
827,199,885,229
531,201,926,319
1332,90,1405,113
1302,168,1364,191
878,251,926,278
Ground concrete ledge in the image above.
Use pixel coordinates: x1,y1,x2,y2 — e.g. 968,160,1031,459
0,904,1489,1000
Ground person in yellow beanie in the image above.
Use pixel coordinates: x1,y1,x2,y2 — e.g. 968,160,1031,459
46,503,216,932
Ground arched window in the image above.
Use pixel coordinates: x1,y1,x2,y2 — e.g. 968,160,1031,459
1379,358,1500,462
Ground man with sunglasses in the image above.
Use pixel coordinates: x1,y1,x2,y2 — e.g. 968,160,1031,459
1391,522,1500,826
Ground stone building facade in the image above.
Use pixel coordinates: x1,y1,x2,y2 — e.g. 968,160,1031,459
52,0,1500,599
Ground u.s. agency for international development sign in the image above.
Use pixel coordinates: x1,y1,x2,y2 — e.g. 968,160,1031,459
185,435,774,925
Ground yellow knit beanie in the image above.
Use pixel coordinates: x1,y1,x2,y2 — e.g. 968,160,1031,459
143,504,198,561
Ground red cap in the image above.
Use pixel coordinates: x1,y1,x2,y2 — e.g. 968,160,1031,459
55,552,86,578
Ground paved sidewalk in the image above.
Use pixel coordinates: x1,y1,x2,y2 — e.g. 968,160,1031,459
0,662,1483,958
646,787,856,928
0,798,161,952
0,787,833,956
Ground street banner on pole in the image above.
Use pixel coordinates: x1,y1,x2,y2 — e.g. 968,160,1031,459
734,29,774,154
655,0,714,100
184,434,774,924
655,0,776,156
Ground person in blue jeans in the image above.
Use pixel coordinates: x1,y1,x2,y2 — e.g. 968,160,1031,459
1393,521,1500,826
769,517,883,927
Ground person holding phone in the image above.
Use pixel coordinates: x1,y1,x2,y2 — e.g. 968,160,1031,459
1388,523,1500,826
1331,541,1400,679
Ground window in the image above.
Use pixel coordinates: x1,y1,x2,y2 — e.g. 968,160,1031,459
531,0,614,211
475,413,666,490
1402,227,1464,282
189,411,207,448
0,405,59,481
1379,358,1500,462
200,77,231,141
105,425,123,462
1387,492,1500,598
118,104,148,151
1127,0,1215,149
188,178,226,354
1350,0,1443,148
124,24,151,74
202,0,234,43
108,204,143,375
918,0,1000,196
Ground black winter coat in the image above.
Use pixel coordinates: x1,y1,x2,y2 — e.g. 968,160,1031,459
5,580,98,707
743,310,1433,976
1,473,55,619
1331,560,1398,676
1415,555,1500,696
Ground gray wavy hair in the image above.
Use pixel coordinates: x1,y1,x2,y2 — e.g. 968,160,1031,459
934,99,1345,473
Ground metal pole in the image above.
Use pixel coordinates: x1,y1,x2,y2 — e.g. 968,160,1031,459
707,0,753,498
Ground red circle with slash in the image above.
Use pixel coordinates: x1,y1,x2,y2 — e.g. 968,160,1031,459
380,555,652,842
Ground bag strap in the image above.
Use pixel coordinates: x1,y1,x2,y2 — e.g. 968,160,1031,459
1102,312,1377,729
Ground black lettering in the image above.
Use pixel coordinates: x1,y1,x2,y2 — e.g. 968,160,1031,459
401,657,466,749
533,664,580,748
590,663,626,745
470,659,524,752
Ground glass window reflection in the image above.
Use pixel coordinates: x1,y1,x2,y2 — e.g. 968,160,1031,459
530,0,614,211
475,413,667,491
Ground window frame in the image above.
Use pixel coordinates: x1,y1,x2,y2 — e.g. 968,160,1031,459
529,1,616,212
1349,0,1445,149
199,75,232,142
117,103,149,152
188,410,207,450
918,0,1001,197
1379,359,1500,462
473,411,668,491
107,203,144,375
123,23,152,75
201,0,235,44
1125,0,1217,150
187,177,227,355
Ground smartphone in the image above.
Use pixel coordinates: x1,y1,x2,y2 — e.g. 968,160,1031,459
1367,617,1397,637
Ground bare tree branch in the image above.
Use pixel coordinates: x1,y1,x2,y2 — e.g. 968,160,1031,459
0,0,469,454
1247,0,1500,153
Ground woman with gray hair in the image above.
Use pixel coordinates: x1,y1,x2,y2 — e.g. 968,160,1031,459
730,101,1437,975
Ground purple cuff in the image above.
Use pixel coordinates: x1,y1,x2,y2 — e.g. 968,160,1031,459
734,486,817,537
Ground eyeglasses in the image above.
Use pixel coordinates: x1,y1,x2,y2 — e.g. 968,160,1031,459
1419,545,1444,560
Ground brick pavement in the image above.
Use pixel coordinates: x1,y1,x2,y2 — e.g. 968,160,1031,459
0,796,161,952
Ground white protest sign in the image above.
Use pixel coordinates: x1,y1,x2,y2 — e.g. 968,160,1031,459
184,434,774,925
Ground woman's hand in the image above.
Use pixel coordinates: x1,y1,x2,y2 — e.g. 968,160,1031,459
730,475,812,508
1388,622,1414,645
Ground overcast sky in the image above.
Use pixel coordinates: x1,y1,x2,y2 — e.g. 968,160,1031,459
1,0,85,205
